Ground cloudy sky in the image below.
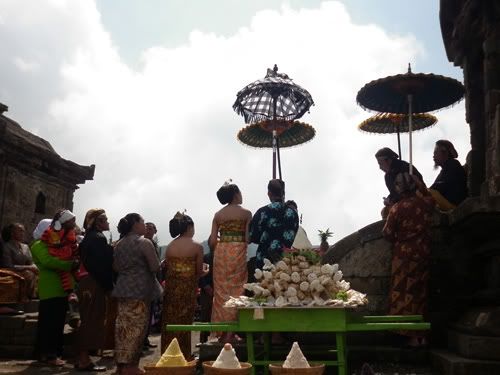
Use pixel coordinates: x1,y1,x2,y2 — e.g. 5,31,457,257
1,0,468,245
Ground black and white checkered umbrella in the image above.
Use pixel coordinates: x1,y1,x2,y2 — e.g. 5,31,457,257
233,65,314,124
233,66,314,180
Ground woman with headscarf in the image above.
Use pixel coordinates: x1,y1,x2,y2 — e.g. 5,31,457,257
74,209,113,372
161,212,205,358
113,213,162,375
1,222,38,301
383,173,435,347
31,211,78,366
375,147,424,218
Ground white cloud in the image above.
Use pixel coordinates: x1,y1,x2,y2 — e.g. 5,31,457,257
0,1,468,245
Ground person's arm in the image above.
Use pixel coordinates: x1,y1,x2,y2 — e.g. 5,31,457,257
248,209,261,244
382,207,398,243
245,210,252,244
208,216,218,250
140,238,160,273
30,240,73,271
2,244,15,268
196,244,204,278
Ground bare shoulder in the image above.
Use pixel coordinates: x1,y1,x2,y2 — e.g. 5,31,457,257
243,208,252,218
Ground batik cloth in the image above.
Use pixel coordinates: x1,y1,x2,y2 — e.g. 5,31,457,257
211,220,247,326
383,195,434,337
249,201,299,268
114,298,150,365
161,256,198,359
77,275,116,351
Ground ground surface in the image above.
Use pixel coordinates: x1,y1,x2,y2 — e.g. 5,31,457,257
0,333,435,374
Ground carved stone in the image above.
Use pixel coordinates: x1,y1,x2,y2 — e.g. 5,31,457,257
0,104,94,237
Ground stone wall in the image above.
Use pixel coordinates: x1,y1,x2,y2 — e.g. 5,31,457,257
323,221,391,315
0,107,93,237
0,164,74,237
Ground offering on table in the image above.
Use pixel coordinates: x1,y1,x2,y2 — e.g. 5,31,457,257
156,338,187,367
283,342,310,368
223,226,367,308
212,343,242,369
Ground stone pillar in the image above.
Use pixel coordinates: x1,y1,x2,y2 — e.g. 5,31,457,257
463,55,486,197
483,35,500,196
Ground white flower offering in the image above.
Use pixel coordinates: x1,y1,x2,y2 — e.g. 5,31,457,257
156,338,187,367
283,342,310,369
212,343,242,369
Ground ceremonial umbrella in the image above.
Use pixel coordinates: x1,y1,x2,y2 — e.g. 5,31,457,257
233,65,314,179
356,64,464,173
358,112,438,159
238,120,316,148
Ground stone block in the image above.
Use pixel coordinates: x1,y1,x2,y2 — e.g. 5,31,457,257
450,307,500,336
431,349,500,375
338,239,391,278
11,335,36,346
23,319,38,331
0,344,33,359
448,330,500,361
0,315,25,330
347,277,390,295
22,299,39,314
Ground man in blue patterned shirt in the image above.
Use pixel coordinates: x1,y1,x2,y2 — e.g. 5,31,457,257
249,179,299,270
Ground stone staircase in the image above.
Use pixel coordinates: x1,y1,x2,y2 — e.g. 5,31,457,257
0,299,76,359
431,307,500,375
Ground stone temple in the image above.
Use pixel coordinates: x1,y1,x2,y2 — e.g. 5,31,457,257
0,103,94,237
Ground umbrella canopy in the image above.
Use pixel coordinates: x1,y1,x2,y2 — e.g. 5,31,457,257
356,64,464,174
358,113,437,134
356,65,464,114
238,120,316,149
233,65,314,124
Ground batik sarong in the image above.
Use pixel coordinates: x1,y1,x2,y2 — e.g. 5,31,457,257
114,299,149,365
77,275,116,351
211,241,247,324
161,256,198,358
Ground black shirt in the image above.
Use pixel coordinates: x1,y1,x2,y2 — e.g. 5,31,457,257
80,230,114,291
430,158,467,206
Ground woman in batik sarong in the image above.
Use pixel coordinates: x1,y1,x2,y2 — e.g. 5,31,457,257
113,213,163,375
383,172,434,348
209,182,252,343
161,212,205,358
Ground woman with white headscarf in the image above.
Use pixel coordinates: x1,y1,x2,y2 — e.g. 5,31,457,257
31,210,79,366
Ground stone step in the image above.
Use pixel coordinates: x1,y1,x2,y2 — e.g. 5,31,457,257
22,299,39,314
448,329,500,361
431,349,500,375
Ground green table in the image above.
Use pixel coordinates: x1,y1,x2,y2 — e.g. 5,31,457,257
166,307,430,375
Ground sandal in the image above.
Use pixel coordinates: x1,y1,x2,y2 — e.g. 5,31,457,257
75,362,107,372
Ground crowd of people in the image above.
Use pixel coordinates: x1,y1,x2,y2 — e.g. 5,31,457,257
0,138,467,370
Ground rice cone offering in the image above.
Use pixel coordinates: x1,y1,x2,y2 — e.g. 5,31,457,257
156,338,187,367
144,338,197,374
269,342,325,375
214,343,241,368
203,344,252,375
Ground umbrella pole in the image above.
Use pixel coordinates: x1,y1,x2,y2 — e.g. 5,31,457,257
408,94,413,175
277,136,282,180
272,130,277,179
397,124,402,160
